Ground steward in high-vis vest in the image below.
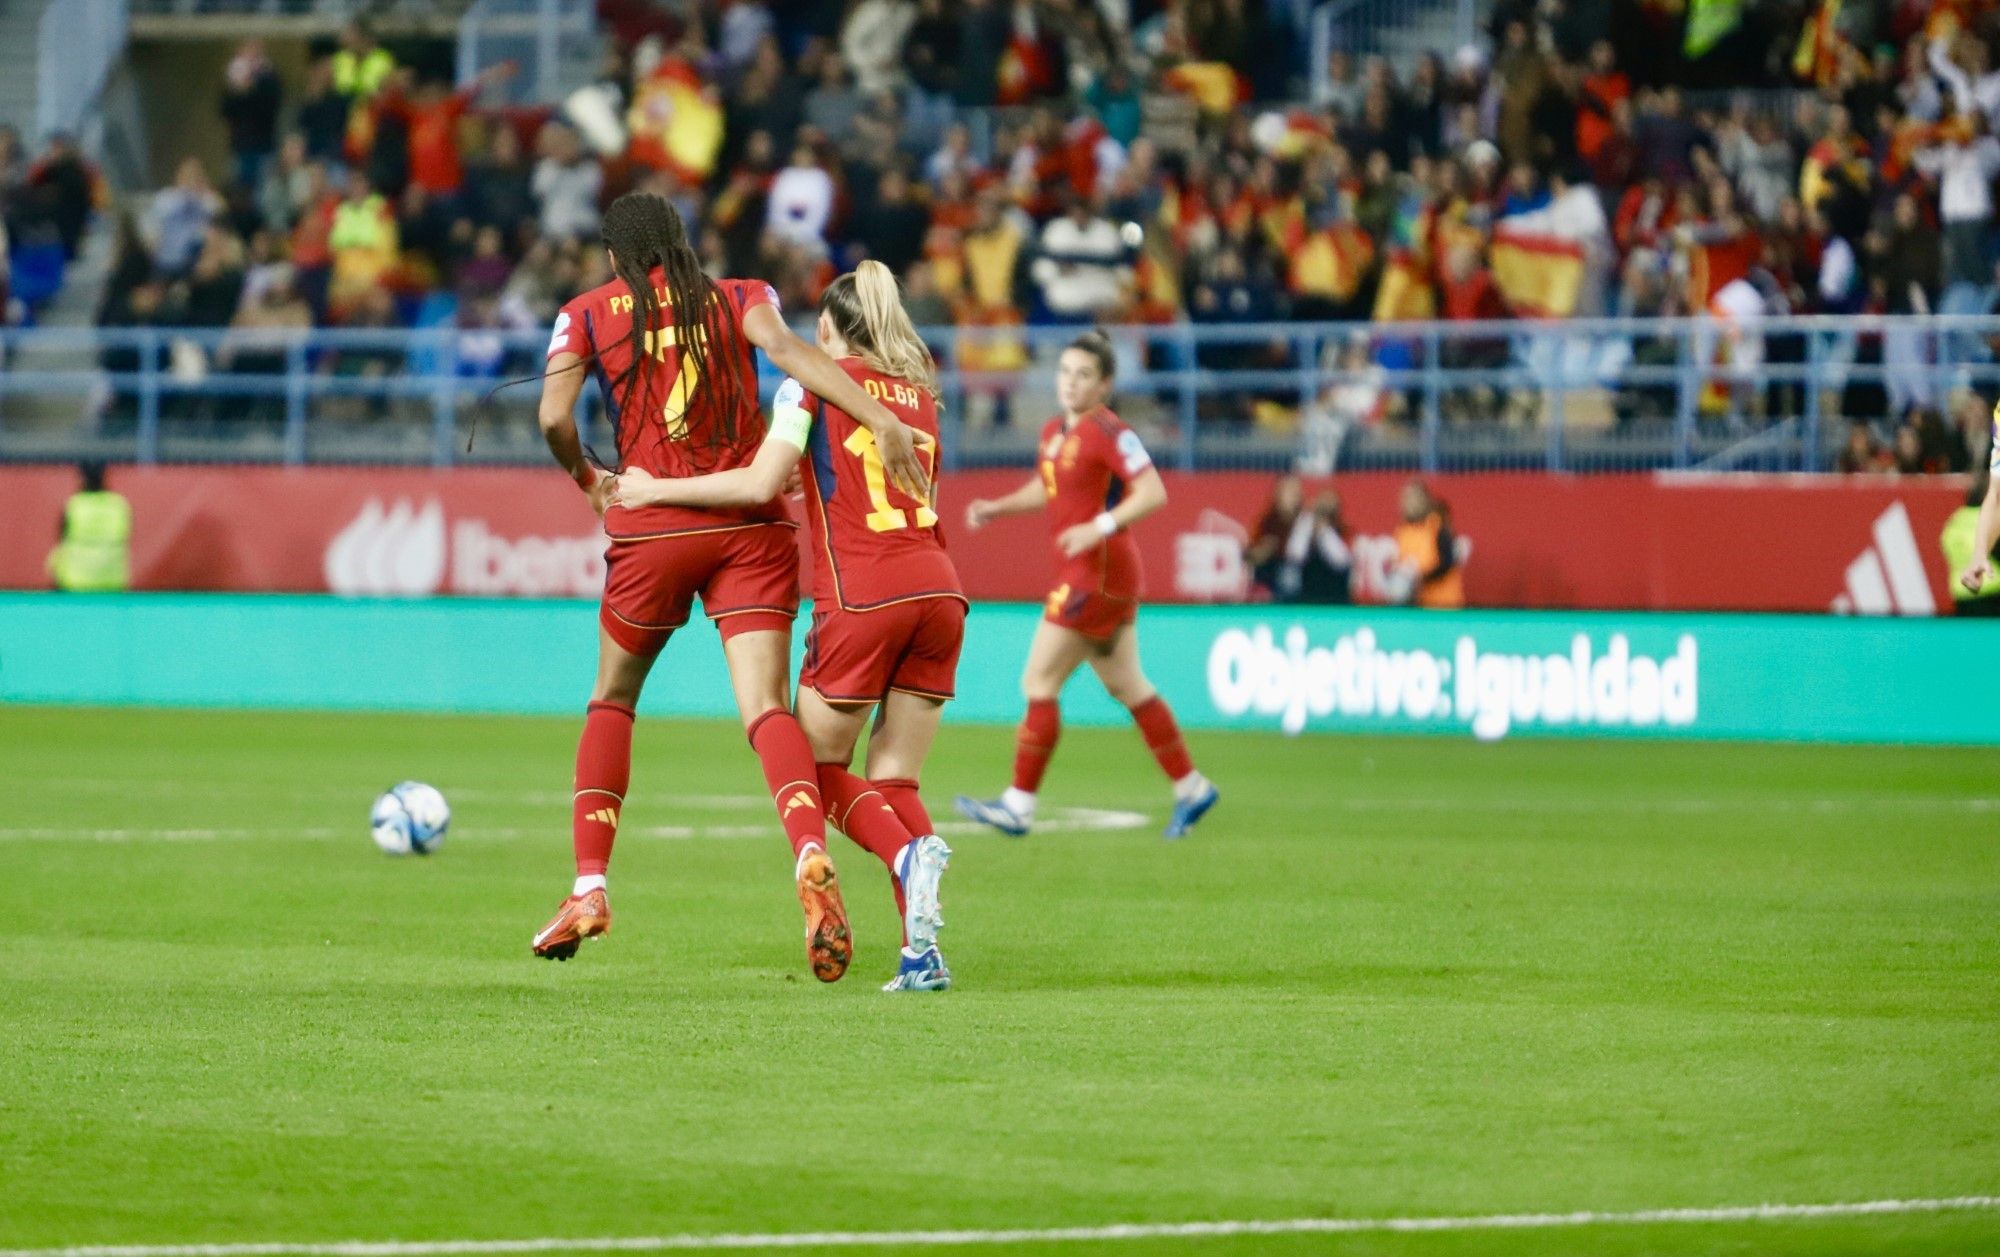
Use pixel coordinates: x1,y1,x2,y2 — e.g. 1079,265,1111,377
1392,479,1465,608
1943,473,2000,616
47,462,131,592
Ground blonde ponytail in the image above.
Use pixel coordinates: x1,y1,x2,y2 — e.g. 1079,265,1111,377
838,260,940,399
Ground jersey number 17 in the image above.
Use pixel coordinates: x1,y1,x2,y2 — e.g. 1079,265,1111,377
843,428,938,532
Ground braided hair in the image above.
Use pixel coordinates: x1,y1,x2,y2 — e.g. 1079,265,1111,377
599,192,751,467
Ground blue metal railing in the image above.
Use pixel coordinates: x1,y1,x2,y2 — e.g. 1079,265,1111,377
1,315,1993,474
1310,0,1479,96
37,0,129,143
456,0,598,106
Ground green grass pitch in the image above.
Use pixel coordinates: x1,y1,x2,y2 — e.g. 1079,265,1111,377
0,705,1995,1255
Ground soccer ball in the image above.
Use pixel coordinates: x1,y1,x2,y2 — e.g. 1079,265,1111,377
370,782,451,856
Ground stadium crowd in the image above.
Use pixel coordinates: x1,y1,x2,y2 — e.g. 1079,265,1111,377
0,0,1993,470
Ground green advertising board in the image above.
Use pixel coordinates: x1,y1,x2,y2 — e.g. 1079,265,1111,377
0,594,1993,745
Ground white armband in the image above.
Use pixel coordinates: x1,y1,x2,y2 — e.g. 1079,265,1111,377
1093,511,1120,537
769,378,811,449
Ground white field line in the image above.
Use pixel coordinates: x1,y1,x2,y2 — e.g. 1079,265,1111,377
0,807,1149,844
5,1197,1997,1256
32,778,2000,815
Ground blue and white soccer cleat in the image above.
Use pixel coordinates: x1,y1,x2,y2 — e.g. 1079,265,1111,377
953,795,1030,837
897,834,952,954
883,944,951,992
1163,781,1220,839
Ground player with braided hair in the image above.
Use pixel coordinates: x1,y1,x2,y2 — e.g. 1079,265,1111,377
531,193,927,983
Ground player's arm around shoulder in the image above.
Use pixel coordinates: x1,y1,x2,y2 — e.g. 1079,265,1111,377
740,301,928,499
614,378,810,510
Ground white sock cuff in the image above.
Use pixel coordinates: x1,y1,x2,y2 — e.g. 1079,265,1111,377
573,874,607,896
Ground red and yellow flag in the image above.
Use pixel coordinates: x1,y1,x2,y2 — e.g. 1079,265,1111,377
1488,227,1586,318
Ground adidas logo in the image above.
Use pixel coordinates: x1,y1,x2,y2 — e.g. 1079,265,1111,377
1830,502,1935,616
781,789,816,817
585,807,619,828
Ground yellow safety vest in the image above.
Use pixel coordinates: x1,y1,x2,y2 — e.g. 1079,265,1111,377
49,491,131,592
332,47,395,98
1940,505,2000,601
329,194,391,252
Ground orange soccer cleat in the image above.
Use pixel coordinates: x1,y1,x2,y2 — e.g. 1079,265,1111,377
794,846,852,982
531,888,611,960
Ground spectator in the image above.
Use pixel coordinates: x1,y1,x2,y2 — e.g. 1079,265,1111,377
1574,41,1627,172
327,170,398,319
332,20,395,103
803,55,866,146
1891,419,1932,475
1390,479,1464,608
26,133,102,260
464,124,536,243
957,187,1028,317
294,59,352,167
841,0,915,96
1031,193,1130,322
1318,50,1364,119
851,166,929,274
1280,489,1356,605
1244,474,1306,596
926,121,978,191
1299,337,1389,472
222,264,311,382
375,64,517,202
1086,63,1144,148
1835,419,1892,473
766,142,836,248
904,0,962,98
219,39,283,190
256,134,314,234
531,122,604,242
146,158,223,278
1914,114,2000,291
1875,191,1940,414
955,0,1012,107
173,225,247,327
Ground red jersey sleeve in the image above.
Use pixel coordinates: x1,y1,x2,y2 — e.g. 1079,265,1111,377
719,279,781,322
1096,413,1154,479
546,297,591,361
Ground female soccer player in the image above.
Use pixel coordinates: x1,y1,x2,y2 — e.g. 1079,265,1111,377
530,193,927,984
615,261,961,992
1958,407,2000,596
955,330,1219,839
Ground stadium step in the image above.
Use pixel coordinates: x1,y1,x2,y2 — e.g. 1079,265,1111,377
0,1,51,140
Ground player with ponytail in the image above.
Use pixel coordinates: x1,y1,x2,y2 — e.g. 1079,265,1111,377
532,196,929,986
616,259,962,992
955,329,1221,841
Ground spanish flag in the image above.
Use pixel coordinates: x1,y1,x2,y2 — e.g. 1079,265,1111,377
1288,223,1375,304
1489,226,1586,319
627,56,723,183
1163,61,1248,115
1791,0,1847,87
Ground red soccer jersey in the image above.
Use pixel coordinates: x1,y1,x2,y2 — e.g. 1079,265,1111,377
788,359,961,611
1037,407,1153,600
547,270,785,539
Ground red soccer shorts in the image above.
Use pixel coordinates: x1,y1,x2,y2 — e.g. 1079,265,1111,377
600,523,799,655
1043,582,1137,642
800,596,966,705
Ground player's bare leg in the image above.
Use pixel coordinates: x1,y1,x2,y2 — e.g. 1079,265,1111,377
957,620,1094,836
727,627,850,981
534,626,656,959
1089,625,1218,839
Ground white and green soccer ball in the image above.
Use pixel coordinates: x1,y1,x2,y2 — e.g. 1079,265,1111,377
370,782,451,856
